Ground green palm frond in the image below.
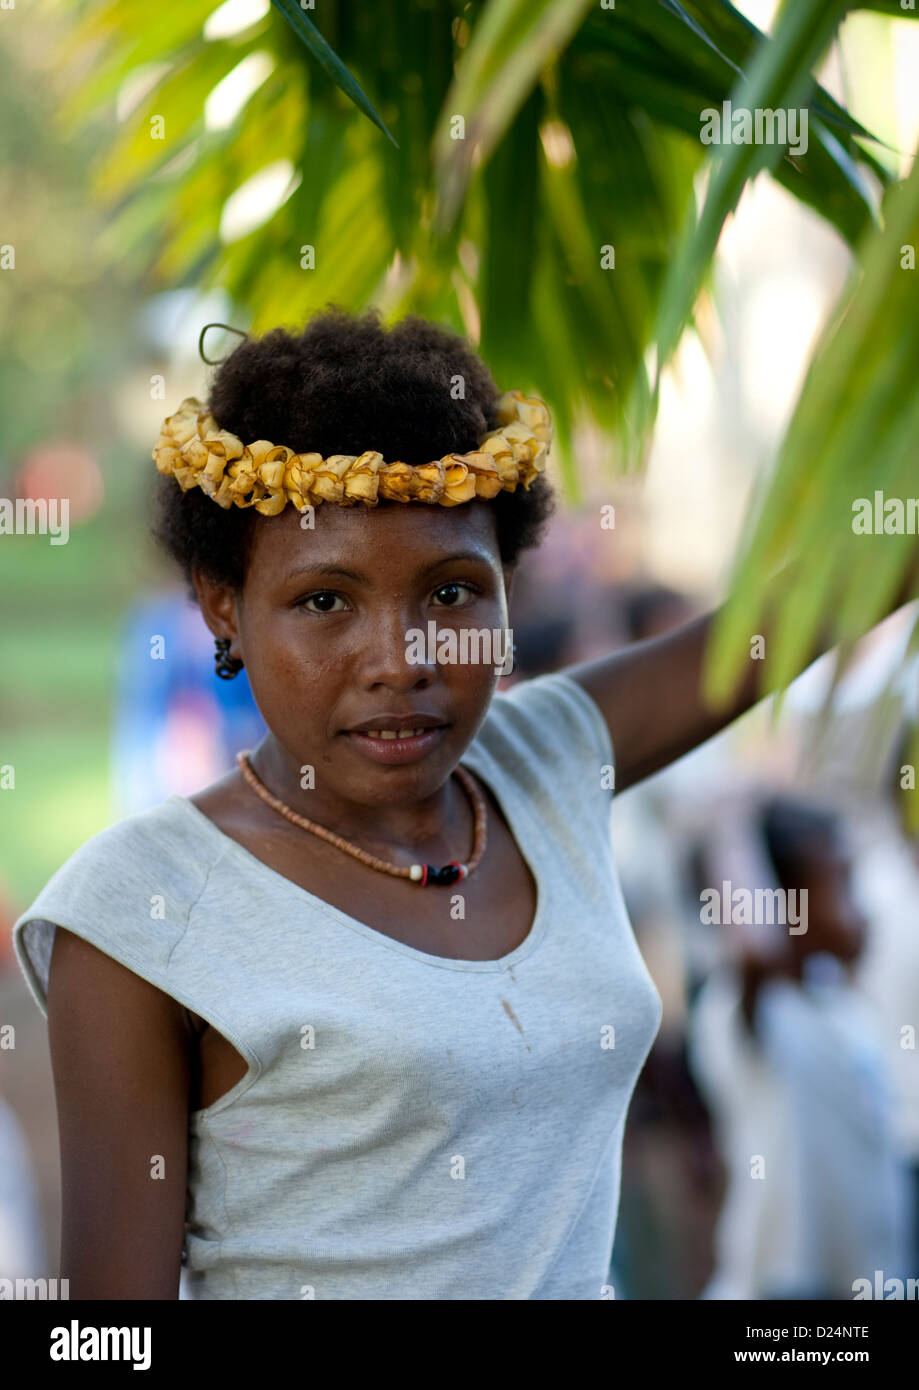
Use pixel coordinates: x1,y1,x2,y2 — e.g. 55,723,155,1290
654,0,858,370
269,0,398,147
55,0,893,465
705,146,919,704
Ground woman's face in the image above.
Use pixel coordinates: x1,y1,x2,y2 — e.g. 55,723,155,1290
200,499,514,812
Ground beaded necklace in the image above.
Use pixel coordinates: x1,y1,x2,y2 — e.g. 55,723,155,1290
235,751,487,886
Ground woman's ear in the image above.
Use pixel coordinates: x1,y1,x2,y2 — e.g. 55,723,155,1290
191,567,240,647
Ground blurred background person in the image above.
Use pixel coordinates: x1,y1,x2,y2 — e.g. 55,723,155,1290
688,795,914,1299
111,590,267,816
851,727,919,1281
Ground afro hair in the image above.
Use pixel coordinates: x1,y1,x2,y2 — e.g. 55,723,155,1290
150,304,557,601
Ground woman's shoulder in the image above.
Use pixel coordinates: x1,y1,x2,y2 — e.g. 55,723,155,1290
11,795,223,1019
468,669,615,794
16,794,220,910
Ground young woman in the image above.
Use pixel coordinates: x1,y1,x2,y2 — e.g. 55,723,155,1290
11,306,913,1300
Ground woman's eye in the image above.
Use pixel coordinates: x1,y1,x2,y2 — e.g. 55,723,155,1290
431,582,477,608
297,591,348,613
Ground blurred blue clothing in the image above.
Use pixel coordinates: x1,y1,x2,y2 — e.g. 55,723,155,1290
111,593,266,816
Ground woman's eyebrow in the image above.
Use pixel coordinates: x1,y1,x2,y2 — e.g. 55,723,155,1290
283,551,490,584
426,550,492,570
285,565,364,582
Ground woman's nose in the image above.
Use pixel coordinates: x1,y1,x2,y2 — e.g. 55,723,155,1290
356,608,438,688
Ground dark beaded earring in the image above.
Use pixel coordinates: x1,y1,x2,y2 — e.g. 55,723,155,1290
214,636,243,680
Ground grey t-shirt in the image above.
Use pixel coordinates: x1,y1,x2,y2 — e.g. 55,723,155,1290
13,671,662,1300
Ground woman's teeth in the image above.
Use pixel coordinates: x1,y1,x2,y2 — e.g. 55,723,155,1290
364,729,427,739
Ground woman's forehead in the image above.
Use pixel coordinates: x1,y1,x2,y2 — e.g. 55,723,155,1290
248,497,501,577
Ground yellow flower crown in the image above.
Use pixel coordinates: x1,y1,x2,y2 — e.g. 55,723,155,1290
153,390,552,515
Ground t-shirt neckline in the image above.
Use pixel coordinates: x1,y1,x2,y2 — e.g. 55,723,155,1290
165,749,548,974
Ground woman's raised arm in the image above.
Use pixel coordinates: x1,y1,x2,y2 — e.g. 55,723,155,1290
563,559,919,794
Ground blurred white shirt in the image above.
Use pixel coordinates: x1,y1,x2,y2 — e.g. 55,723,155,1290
851,815,919,1160
688,957,913,1298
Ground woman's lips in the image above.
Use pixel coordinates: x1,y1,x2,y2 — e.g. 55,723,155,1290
343,726,446,765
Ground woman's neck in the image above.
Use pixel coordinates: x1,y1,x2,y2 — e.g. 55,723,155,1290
244,736,474,867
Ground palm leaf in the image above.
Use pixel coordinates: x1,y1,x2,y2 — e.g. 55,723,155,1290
704,144,919,705
432,0,596,233
46,0,904,488
655,0,854,370
269,0,398,147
